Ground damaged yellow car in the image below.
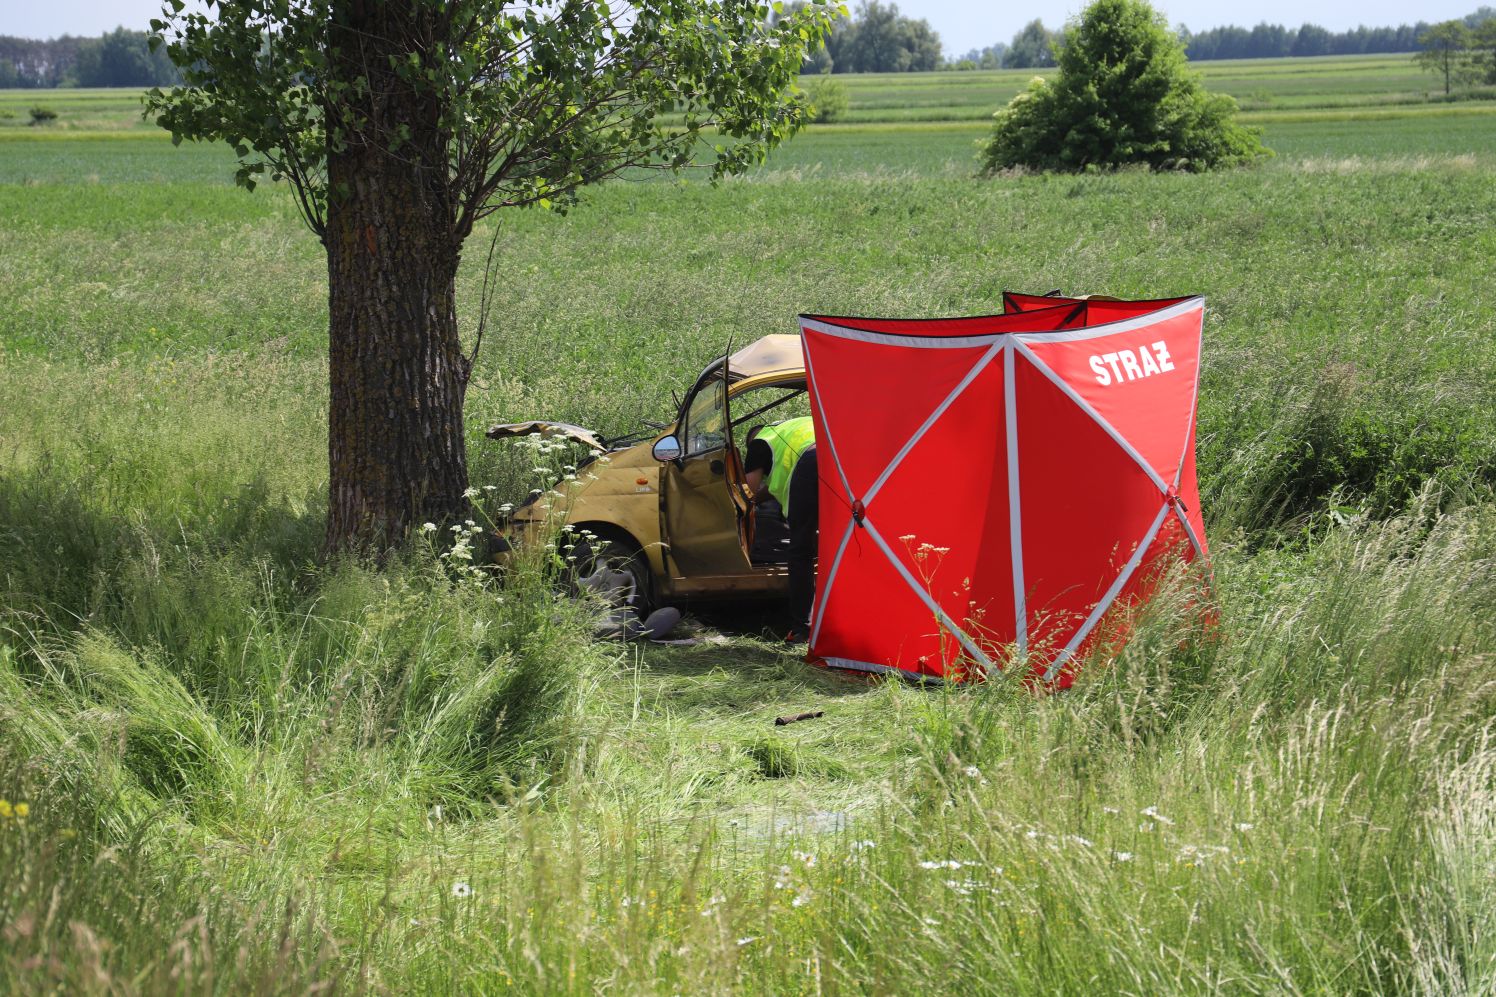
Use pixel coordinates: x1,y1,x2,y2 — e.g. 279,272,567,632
488,335,809,609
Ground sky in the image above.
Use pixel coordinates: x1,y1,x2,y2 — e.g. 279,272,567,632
2,0,1484,54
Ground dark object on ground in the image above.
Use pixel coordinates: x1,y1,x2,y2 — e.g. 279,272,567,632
774,710,824,726
596,606,682,642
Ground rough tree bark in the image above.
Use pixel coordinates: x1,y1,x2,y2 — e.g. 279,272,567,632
323,0,471,555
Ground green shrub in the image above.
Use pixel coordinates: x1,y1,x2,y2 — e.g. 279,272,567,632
801,75,849,124
979,0,1269,173
28,106,58,126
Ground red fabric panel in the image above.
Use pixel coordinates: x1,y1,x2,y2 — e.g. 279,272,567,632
801,296,1208,686
1014,354,1170,680
1003,293,1193,324
858,357,1016,672
1074,298,1194,325
1043,509,1197,687
802,304,1076,338
1004,292,1080,314
812,526,954,676
803,330,994,505
1018,303,1203,488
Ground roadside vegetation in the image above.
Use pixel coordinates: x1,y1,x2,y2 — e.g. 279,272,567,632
980,0,1268,173
3,52,1496,992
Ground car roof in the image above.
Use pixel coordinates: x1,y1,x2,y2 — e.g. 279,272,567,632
728,335,805,380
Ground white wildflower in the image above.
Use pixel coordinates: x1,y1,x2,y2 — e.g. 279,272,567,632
1177,843,1231,864
420,522,437,534
963,765,982,779
736,937,758,947
463,487,480,499
451,881,473,898
919,859,963,870
792,849,817,867
1235,822,1254,832
1140,806,1175,826
1067,834,1094,848
849,839,876,851
1113,851,1134,862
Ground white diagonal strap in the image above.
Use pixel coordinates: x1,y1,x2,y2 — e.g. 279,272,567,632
1042,501,1171,683
861,518,997,675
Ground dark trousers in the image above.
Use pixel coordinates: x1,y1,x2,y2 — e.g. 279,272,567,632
786,445,818,630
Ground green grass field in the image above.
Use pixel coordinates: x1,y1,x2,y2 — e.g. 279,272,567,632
3,55,1496,992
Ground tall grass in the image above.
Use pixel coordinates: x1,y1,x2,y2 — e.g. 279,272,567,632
3,349,1494,992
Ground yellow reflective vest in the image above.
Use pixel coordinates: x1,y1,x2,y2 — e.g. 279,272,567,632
757,417,815,515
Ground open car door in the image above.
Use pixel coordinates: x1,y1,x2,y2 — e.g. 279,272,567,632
659,361,755,579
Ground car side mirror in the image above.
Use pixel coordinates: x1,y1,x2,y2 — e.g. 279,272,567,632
652,434,682,463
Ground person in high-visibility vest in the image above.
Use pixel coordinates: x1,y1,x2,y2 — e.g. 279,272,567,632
744,417,818,640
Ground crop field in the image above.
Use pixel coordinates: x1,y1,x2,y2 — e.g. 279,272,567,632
3,54,1496,993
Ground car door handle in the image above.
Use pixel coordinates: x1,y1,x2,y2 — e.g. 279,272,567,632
710,459,725,476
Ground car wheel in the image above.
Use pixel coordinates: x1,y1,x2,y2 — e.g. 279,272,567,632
569,530,654,616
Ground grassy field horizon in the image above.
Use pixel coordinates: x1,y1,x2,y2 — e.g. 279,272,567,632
3,55,1496,992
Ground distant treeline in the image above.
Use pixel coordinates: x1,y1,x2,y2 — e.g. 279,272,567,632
1182,15,1471,61
6,6,1496,86
0,28,179,88
959,6,1496,69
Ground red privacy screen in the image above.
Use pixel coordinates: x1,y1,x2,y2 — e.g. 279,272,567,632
799,294,1208,686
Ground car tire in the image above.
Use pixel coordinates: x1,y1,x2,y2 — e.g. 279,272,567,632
568,529,654,616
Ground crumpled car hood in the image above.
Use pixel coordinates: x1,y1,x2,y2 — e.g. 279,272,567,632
485,420,608,452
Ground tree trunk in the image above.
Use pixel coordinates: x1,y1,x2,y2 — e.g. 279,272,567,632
323,1,470,556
